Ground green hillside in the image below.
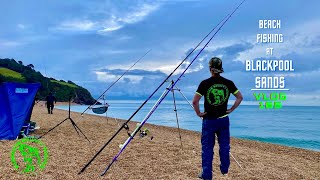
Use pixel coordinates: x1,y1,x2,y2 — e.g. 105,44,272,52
0,67,26,82
50,80,78,88
0,58,97,105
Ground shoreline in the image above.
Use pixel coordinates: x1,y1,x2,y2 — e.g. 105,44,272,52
1,104,318,179
40,100,320,107
55,103,320,152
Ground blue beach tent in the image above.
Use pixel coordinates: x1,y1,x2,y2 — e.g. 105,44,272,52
0,82,40,140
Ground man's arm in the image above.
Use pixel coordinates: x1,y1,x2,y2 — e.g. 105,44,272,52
226,91,243,114
192,94,207,117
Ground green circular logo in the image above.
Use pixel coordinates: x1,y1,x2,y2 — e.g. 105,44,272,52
11,138,49,175
206,84,229,106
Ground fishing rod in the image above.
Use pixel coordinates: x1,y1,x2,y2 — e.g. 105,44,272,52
81,49,152,115
100,0,246,176
78,12,230,175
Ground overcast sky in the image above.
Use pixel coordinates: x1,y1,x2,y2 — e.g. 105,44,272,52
1,0,319,105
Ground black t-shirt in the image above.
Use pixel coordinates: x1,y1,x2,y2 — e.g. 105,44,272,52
46,95,56,104
196,76,238,119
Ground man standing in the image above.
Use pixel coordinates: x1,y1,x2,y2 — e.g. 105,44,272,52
192,57,243,180
46,92,56,114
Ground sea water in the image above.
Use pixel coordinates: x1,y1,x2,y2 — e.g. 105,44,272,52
56,100,320,151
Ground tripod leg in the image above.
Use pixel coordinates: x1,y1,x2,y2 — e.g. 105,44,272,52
175,86,194,109
69,118,91,143
230,151,242,169
38,118,69,139
69,118,80,136
172,88,183,150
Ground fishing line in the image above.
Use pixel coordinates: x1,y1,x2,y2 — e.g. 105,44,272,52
81,49,152,115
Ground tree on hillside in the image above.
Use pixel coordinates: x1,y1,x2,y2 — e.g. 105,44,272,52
10,59,17,63
68,80,77,85
18,61,23,65
27,64,34,69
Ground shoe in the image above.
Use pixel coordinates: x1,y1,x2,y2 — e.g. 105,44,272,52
221,170,228,176
198,173,211,180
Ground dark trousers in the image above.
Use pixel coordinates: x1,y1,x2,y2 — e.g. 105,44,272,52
47,102,54,114
201,116,230,179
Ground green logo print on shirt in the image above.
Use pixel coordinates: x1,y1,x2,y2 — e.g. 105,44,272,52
206,84,229,106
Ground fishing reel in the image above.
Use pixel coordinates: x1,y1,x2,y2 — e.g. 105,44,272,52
139,128,153,140
119,125,154,149
123,123,153,139
123,123,131,137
